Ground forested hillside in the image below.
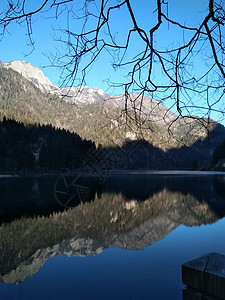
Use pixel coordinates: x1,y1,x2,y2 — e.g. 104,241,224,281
1,63,225,171
0,118,94,172
0,65,173,150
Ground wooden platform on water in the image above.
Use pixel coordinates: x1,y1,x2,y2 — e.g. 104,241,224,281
182,252,225,299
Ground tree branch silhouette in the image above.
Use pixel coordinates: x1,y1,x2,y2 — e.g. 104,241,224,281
0,0,225,127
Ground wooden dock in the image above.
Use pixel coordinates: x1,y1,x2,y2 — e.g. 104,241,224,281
182,252,225,299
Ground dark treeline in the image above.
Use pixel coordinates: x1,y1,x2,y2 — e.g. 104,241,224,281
0,117,95,172
213,140,225,165
1,117,225,172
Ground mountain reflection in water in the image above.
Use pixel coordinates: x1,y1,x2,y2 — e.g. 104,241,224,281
0,173,225,285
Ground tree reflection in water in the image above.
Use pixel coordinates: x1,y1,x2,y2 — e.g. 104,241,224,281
0,173,225,284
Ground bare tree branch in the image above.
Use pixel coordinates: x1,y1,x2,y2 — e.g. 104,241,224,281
0,0,225,129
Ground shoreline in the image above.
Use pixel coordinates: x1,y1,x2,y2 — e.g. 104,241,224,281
0,169,225,178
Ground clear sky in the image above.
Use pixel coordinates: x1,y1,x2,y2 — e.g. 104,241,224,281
0,0,224,123
0,0,208,85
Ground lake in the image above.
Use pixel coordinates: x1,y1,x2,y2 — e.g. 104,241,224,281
0,171,225,299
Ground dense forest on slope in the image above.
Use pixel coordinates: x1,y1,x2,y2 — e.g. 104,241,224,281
0,117,225,172
0,65,174,149
213,140,225,164
0,118,94,172
1,64,225,171
1,63,222,151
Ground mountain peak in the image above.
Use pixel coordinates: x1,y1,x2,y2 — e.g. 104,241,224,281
3,60,54,93
0,60,208,129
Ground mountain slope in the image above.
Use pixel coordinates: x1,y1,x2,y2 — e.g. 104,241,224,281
3,60,223,132
4,60,222,139
0,63,177,149
1,60,225,169
3,61,178,128
3,60,55,93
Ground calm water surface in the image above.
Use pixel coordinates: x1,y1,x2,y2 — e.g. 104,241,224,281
0,171,225,300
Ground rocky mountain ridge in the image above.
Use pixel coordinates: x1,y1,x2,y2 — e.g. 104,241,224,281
1,59,225,170
3,60,55,93
2,60,180,128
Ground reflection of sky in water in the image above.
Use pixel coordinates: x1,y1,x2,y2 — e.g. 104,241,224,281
1,218,224,300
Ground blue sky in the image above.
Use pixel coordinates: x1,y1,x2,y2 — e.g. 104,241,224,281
0,0,209,86
0,0,224,123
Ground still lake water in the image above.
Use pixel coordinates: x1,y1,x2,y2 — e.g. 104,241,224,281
0,171,225,300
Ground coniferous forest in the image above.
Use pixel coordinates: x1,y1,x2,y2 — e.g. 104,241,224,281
2,116,225,173
0,117,95,172
1,63,225,172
